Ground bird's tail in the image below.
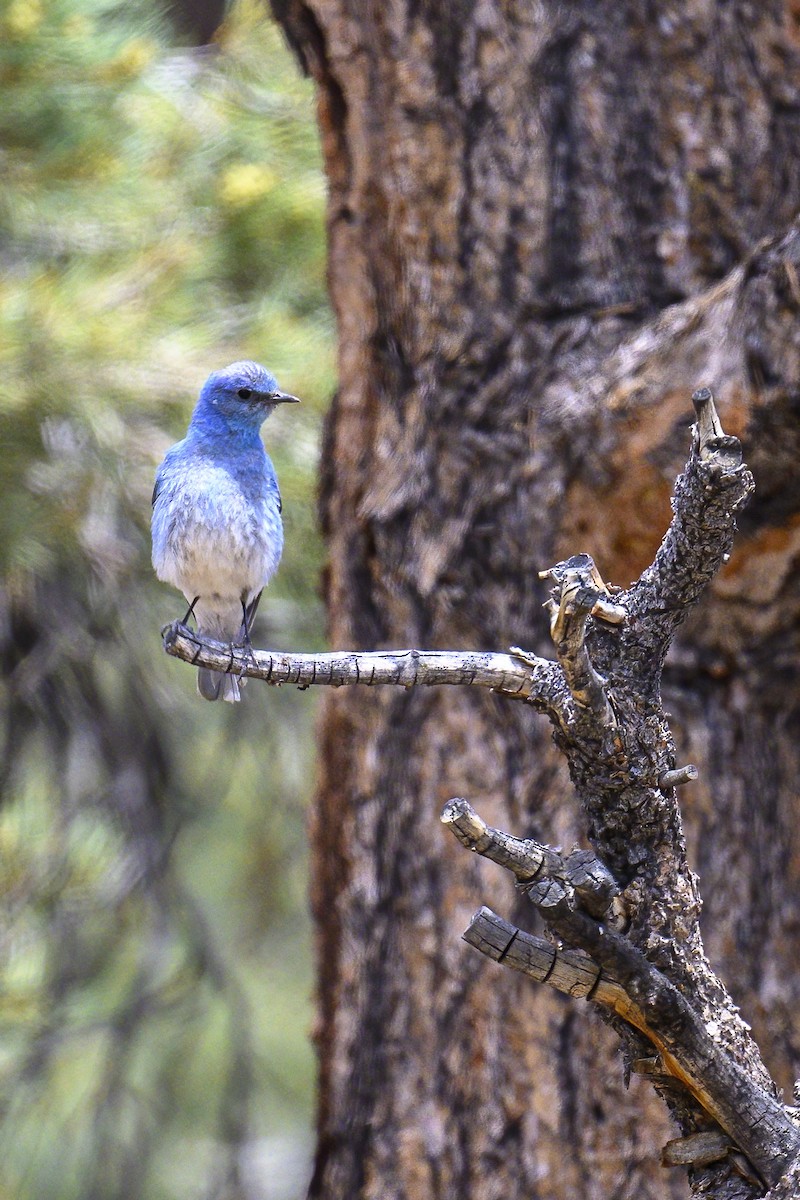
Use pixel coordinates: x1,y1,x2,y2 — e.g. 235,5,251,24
197,666,242,703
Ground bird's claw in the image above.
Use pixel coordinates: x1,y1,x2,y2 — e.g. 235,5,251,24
239,643,258,682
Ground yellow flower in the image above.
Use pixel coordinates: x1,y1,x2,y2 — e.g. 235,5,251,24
219,163,278,208
4,0,43,38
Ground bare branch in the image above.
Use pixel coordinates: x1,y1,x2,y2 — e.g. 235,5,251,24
661,1131,733,1170
448,783,793,1183
441,797,564,881
693,386,726,449
464,906,603,999
661,1132,765,1189
161,623,564,710
441,796,622,923
160,383,794,1190
561,847,623,922
659,764,699,790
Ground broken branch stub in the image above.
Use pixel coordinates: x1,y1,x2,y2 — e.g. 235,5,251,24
540,554,619,726
441,797,563,883
441,797,623,924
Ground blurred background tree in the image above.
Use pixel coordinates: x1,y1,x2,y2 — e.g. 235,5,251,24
0,1,332,1196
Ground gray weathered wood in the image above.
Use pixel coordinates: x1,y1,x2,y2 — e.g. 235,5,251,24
162,631,564,711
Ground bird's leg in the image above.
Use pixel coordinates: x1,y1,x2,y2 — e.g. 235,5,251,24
240,598,253,649
180,596,200,628
235,597,258,682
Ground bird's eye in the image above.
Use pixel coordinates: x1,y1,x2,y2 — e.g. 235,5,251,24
237,387,252,400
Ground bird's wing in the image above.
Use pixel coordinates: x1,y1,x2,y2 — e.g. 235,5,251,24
152,441,185,508
152,454,171,508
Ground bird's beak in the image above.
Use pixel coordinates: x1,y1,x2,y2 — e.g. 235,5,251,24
271,391,300,404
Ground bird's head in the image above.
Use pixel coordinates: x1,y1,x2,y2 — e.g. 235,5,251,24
196,361,300,429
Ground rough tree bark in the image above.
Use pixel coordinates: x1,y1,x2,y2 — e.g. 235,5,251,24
259,3,800,1197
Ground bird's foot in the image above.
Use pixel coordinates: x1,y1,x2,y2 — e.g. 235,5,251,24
233,633,258,683
232,598,260,682
161,618,200,648
162,598,199,641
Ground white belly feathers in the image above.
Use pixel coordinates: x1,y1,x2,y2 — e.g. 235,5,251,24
152,458,283,617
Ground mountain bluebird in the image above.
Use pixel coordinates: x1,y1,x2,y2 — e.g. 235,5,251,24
152,361,299,702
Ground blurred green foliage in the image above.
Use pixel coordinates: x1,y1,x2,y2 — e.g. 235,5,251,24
0,0,333,1196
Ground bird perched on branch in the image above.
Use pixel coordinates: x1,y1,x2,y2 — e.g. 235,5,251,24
151,361,299,702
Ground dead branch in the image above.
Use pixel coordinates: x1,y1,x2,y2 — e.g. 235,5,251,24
442,393,800,1193
161,632,565,714
441,797,565,882
441,796,622,924
463,907,799,1188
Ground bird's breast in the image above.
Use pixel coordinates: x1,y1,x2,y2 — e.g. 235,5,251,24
152,458,283,600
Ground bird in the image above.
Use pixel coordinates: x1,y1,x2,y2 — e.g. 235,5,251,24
151,361,299,702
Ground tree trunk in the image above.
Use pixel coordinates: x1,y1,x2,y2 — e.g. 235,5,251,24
270,2,800,1196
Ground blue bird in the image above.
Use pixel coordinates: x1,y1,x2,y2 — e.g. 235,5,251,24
152,361,299,702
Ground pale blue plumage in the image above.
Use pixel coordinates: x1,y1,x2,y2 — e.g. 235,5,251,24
152,361,298,701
